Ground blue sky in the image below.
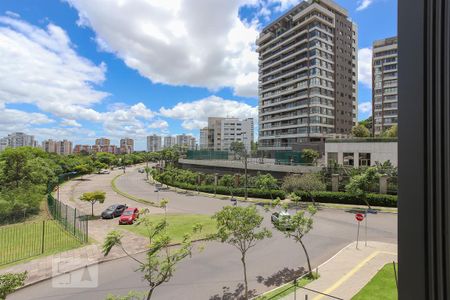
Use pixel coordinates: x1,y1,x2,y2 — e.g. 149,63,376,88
0,0,397,150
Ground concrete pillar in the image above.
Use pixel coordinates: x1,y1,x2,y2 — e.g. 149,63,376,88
214,173,219,186
331,174,339,192
379,175,389,194
337,152,344,165
354,152,359,168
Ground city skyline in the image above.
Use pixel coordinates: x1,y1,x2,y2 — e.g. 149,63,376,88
0,0,397,150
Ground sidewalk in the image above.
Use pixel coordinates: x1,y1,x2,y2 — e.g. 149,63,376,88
281,241,397,300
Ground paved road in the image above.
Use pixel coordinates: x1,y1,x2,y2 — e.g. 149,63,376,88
10,167,397,300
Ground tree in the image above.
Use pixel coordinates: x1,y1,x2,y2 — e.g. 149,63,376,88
230,141,246,159
218,174,235,196
0,271,27,300
73,163,93,180
94,161,109,173
382,125,398,137
254,173,278,199
282,173,326,204
80,191,106,216
211,206,272,299
359,116,373,131
301,149,320,165
351,124,371,137
345,167,379,209
144,166,152,180
281,205,317,276
102,216,201,300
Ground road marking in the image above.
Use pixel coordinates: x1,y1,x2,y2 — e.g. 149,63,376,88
312,250,397,300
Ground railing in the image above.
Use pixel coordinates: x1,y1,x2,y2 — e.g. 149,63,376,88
0,220,82,266
47,194,88,243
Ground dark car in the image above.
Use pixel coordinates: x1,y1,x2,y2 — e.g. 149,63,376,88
271,211,292,230
119,208,139,225
101,204,127,219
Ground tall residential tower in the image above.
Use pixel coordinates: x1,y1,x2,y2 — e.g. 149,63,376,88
257,0,358,153
372,36,398,135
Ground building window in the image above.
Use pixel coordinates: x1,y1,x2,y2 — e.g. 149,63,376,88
343,152,354,166
359,153,371,166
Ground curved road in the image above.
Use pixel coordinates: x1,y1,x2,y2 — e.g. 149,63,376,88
10,166,397,300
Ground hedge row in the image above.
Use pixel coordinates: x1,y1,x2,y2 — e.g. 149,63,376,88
294,191,397,207
156,178,286,200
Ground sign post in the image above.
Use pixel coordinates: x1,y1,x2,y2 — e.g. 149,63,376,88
355,213,365,249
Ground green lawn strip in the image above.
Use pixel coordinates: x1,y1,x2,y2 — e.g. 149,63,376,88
0,220,83,268
255,276,314,300
111,174,160,207
352,263,398,300
123,214,216,244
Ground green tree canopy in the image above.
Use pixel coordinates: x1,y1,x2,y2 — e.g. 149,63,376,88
346,167,379,208
351,124,371,137
301,149,320,165
211,206,271,299
80,191,106,216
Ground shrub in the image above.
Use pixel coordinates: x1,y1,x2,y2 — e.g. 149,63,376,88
282,173,326,193
294,191,397,207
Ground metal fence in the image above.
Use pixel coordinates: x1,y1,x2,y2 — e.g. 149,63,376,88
47,194,89,243
0,220,82,266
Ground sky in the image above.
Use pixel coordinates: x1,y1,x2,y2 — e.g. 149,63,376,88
0,0,397,150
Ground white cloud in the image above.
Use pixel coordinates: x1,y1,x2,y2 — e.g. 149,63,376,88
358,101,372,114
0,16,108,121
358,48,372,88
356,0,374,11
270,0,299,12
5,11,20,18
66,0,259,97
149,119,169,130
160,95,257,130
60,119,82,127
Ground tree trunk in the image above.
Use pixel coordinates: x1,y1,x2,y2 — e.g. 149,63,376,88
91,203,94,217
299,239,313,277
146,288,154,300
241,253,248,299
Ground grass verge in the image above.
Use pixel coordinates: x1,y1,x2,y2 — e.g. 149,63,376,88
0,220,82,268
352,263,398,300
111,174,160,207
123,214,216,244
254,276,315,300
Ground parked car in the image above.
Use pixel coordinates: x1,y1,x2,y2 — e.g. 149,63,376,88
99,169,111,174
119,207,139,225
138,168,145,173
101,204,127,219
271,211,292,230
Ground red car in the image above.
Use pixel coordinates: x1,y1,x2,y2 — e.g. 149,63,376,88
119,208,139,225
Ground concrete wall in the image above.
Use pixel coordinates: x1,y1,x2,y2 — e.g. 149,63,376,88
178,159,321,179
325,141,397,167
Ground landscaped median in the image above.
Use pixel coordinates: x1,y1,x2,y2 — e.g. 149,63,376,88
123,213,217,243
111,174,161,207
253,275,315,300
352,263,398,300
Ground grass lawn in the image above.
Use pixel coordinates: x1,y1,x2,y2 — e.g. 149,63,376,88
124,214,217,243
255,276,314,300
352,263,398,300
0,220,83,267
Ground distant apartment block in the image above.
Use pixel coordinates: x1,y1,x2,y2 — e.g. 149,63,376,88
73,145,92,154
176,134,196,150
57,140,73,155
257,0,358,153
147,135,162,152
372,36,398,135
42,139,58,153
200,117,254,152
0,132,36,151
95,138,110,147
163,136,176,149
120,138,134,154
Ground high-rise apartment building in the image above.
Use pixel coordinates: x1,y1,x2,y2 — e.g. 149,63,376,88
147,135,162,152
372,36,398,135
163,136,176,149
56,140,73,155
42,139,58,153
0,132,36,151
73,145,92,154
176,134,196,150
201,117,254,152
95,138,110,147
120,138,134,154
257,0,358,153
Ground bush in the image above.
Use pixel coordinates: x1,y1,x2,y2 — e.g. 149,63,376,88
282,173,325,194
294,191,397,207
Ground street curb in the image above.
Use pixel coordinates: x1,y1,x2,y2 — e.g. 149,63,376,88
111,173,161,208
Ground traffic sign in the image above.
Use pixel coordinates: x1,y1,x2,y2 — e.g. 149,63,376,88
355,213,365,222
